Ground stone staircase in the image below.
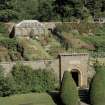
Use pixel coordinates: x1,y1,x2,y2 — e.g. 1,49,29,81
79,89,90,104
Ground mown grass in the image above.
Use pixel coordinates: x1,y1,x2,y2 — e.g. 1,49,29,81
0,93,56,105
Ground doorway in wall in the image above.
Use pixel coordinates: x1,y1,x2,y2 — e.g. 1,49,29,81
71,70,80,86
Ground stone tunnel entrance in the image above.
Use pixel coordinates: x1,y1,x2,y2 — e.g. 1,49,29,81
71,70,80,86
59,53,89,88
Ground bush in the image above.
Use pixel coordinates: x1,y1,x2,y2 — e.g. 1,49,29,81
0,23,7,34
0,37,18,51
90,65,105,105
31,69,57,92
0,9,18,22
0,65,15,97
95,25,105,36
11,63,34,93
11,63,57,93
61,71,79,105
56,24,71,33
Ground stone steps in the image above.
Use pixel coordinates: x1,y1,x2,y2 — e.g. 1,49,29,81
79,89,90,104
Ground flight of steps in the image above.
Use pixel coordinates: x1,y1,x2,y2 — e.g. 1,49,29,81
79,89,90,104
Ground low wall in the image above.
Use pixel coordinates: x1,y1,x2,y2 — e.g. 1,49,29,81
0,59,60,79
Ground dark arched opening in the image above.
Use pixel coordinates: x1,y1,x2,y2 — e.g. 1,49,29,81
71,69,80,86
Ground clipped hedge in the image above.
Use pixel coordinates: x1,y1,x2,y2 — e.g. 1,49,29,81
61,71,79,105
90,65,105,105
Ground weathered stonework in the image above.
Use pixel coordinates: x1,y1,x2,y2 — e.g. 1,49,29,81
15,20,48,38
59,53,89,88
0,53,91,88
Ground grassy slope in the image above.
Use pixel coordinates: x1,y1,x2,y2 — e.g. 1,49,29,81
0,93,56,105
1,22,105,61
17,37,51,60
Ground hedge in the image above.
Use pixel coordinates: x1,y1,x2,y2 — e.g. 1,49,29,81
61,71,79,105
90,65,105,105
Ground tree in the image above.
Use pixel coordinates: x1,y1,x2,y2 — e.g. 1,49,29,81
86,0,103,18
90,64,105,105
0,0,18,21
55,0,84,21
35,0,54,21
61,71,79,105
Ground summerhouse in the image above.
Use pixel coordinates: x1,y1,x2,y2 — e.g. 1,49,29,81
15,20,48,38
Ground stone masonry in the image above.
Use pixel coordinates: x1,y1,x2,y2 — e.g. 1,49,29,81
0,53,90,88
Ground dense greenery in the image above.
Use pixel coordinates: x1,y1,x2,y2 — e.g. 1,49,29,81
0,23,7,34
11,64,57,93
0,64,57,97
90,64,105,105
0,0,105,22
0,65,15,97
61,71,79,105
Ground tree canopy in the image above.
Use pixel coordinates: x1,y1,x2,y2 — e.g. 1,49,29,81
0,0,105,22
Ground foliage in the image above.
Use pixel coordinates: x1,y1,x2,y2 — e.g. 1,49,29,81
0,0,105,21
11,63,57,93
55,23,71,33
90,65,105,105
82,36,105,51
61,71,79,105
0,23,7,34
86,0,104,18
55,0,84,21
95,25,105,36
31,69,57,92
0,37,17,51
0,9,18,22
0,65,15,97
34,0,55,21
11,63,35,93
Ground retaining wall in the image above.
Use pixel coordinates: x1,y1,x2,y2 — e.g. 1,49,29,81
0,59,59,79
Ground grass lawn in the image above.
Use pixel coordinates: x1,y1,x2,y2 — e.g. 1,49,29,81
0,93,56,105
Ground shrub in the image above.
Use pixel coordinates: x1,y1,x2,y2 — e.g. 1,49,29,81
0,37,18,51
11,63,33,93
61,71,79,105
56,24,71,33
0,9,18,22
11,63,57,93
90,65,105,105
31,69,57,92
0,23,7,34
95,25,105,36
0,65,15,97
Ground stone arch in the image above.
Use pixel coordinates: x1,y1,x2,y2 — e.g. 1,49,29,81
59,53,89,88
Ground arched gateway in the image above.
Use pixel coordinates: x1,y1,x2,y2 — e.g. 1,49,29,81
59,53,89,88
71,69,80,86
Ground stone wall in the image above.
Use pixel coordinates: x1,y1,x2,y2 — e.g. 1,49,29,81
59,53,89,88
0,59,59,79
0,53,96,88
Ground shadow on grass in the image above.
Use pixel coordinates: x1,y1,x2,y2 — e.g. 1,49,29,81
48,91,64,105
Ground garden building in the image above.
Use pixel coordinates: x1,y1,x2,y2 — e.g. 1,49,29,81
59,53,90,88
15,20,48,38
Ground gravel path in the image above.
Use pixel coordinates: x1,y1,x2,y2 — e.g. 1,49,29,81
80,102,90,105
